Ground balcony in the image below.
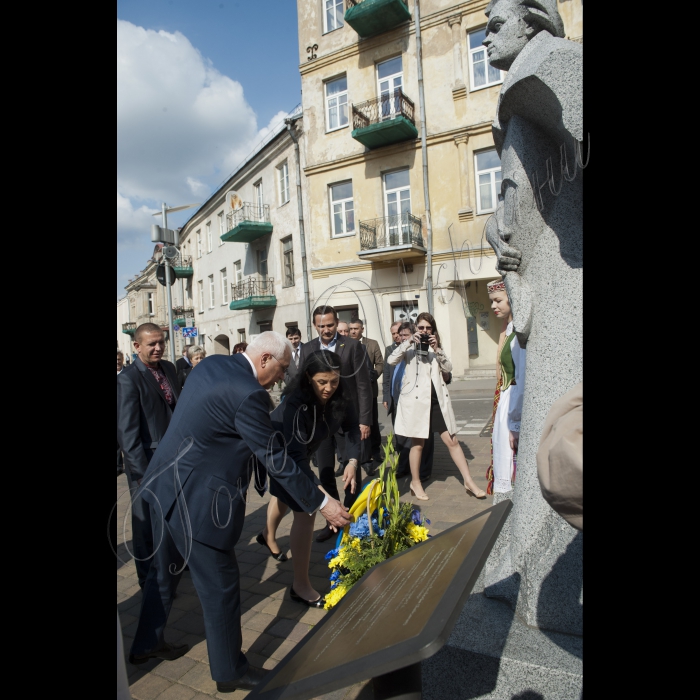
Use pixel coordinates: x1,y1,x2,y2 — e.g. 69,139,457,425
172,255,193,278
122,321,137,336
345,0,411,38
221,203,273,243
351,89,418,149
357,212,426,261
172,307,194,327
229,277,277,311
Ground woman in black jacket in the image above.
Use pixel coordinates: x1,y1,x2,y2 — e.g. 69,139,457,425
257,350,360,608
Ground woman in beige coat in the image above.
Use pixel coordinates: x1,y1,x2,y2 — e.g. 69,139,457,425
388,312,486,501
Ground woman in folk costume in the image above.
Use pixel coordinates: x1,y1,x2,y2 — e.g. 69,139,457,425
387,312,486,502
486,279,526,495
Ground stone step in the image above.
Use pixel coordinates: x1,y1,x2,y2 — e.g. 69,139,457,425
463,366,497,380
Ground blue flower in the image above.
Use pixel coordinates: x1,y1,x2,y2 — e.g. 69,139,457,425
412,509,422,525
325,548,339,561
425,518,431,526
330,571,340,582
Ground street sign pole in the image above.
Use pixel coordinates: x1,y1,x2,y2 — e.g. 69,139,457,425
162,202,177,364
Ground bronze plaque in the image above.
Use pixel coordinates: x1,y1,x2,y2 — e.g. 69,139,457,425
250,500,512,700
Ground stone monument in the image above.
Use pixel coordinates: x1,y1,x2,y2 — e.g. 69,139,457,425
481,0,583,637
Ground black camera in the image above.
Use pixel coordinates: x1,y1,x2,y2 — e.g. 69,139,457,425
417,333,430,357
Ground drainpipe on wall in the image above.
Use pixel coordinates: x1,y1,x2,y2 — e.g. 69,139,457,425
415,0,434,316
285,116,313,342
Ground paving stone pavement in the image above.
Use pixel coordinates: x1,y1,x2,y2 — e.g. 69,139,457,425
117,425,494,699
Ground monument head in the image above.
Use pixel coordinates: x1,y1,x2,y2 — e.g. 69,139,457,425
483,0,565,71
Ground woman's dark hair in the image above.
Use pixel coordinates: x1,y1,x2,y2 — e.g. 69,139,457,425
415,312,441,348
282,350,348,424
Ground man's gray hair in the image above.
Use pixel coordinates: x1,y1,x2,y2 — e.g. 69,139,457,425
247,331,292,359
187,345,206,361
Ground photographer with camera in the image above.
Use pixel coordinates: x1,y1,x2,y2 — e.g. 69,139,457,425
387,312,486,501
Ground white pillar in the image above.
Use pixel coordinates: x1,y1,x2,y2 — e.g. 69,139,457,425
448,14,465,89
454,134,473,217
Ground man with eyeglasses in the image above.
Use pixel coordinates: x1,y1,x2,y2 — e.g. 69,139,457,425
126,331,351,692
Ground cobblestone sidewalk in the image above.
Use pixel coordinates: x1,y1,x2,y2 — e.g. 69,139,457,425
116,432,493,700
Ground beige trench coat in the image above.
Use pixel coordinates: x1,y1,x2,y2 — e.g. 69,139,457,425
387,339,457,439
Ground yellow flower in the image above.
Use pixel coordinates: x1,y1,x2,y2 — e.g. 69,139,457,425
407,523,429,542
324,583,350,610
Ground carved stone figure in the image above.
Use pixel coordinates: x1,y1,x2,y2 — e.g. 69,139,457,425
482,0,583,636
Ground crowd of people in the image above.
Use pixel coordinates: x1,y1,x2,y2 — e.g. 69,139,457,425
115,289,527,692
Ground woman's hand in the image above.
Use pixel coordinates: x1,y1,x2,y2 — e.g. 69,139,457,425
412,332,422,344
428,334,438,350
342,460,357,494
509,431,519,451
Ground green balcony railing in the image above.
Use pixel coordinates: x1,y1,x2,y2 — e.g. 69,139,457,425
172,255,193,278
229,277,277,311
345,0,411,38
122,322,137,336
221,203,273,243
351,89,418,149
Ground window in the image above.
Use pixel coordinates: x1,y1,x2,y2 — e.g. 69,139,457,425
468,28,504,90
259,321,273,333
475,149,503,214
234,260,242,284
282,237,295,287
185,278,192,305
323,0,343,33
383,169,412,245
218,211,225,245
325,76,348,131
196,230,202,258
257,247,268,280
253,180,263,220
329,181,355,238
221,268,229,304
377,56,403,120
278,161,290,205
237,329,246,343
198,280,204,312
208,275,215,308
206,222,212,253
147,292,155,316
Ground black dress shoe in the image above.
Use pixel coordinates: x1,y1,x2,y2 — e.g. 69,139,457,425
256,532,288,562
290,587,325,608
216,666,267,692
363,462,376,477
334,463,345,476
129,641,189,665
315,524,334,543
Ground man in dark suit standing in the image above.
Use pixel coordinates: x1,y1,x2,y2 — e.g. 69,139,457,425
283,326,303,386
348,317,384,472
301,306,372,542
175,346,191,373
117,350,126,476
127,332,351,692
117,323,180,588
382,321,402,417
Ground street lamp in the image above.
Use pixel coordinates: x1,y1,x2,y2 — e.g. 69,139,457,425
151,202,200,363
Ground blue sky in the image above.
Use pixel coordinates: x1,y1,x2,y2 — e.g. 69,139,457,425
116,0,302,298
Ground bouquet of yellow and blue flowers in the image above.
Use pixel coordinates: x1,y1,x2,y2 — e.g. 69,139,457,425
324,434,430,609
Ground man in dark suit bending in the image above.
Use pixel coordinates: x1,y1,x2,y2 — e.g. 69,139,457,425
301,305,372,542
117,322,180,588
127,332,351,693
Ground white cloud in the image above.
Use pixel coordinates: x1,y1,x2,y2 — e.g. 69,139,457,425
117,19,287,296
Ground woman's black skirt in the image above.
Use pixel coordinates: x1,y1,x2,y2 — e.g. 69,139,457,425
430,382,448,435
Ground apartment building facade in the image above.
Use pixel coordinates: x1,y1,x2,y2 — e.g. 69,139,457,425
296,0,582,375
176,112,312,356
